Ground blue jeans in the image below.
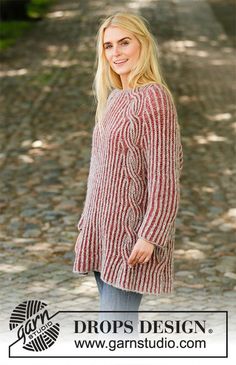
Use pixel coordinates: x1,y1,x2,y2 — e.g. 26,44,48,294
93,271,143,338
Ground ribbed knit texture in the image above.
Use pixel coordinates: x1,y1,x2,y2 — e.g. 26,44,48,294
73,83,184,295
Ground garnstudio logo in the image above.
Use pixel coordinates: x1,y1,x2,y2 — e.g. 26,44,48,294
9,300,60,352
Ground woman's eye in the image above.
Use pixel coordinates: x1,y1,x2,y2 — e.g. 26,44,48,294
104,41,129,50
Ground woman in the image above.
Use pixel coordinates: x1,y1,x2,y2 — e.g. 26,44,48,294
73,12,184,338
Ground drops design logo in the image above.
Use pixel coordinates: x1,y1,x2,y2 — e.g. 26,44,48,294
9,300,60,352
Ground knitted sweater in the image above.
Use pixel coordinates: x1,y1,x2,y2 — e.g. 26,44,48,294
73,83,184,295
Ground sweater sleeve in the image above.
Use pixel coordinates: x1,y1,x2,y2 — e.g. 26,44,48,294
137,84,182,248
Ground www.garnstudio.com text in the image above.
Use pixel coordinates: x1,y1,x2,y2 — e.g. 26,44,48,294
74,337,206,351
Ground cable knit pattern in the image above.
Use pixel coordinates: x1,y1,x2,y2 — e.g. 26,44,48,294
73,83,184,295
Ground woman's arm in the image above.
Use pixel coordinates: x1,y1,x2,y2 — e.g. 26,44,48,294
137,83,182,248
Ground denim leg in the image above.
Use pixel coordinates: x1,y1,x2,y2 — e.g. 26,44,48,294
94,271,143,338
93,271,103,296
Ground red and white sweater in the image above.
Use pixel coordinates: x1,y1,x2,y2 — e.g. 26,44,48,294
73,83,184,295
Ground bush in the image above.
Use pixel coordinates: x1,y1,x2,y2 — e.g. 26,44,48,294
0,0,55,50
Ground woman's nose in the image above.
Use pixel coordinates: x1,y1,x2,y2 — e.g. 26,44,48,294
112,45,121,57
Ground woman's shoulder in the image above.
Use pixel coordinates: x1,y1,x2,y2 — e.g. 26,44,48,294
141,83,175,112
141,82,170,98
107,83,173,115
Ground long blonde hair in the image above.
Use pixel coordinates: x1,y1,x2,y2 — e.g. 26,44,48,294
93,12,175,127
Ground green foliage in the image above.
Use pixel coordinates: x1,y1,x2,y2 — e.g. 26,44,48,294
27,0,54,19
0,0,54,51
0,21,31,50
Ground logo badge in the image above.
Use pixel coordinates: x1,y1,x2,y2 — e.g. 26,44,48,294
9,300,60,352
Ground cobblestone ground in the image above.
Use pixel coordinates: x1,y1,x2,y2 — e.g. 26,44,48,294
0,0,235,357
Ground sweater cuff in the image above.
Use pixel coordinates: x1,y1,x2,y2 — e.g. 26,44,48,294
137,221,172,248
138,236,166,249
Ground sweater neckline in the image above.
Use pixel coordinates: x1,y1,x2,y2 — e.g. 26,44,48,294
114,83,157,94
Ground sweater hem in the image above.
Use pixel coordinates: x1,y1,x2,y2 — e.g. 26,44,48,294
72,268,174,296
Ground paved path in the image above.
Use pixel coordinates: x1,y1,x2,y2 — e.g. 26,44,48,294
0,0,235,355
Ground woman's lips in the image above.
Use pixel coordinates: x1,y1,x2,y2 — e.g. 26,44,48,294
114,59,128,66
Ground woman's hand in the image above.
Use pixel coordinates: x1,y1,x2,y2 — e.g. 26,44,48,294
127,238,155,267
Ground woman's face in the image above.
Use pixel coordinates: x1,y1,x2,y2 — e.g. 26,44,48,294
103,25,140,87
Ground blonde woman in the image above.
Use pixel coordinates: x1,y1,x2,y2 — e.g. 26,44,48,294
73,12,184,338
